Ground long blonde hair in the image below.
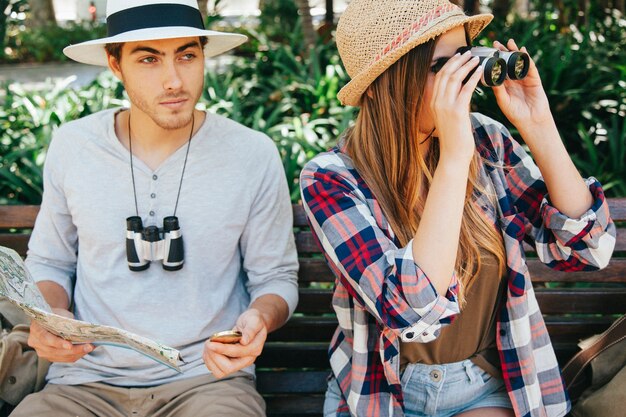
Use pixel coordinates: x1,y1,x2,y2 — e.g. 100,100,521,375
344,37,505,305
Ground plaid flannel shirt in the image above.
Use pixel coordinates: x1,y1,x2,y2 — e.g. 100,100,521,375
299,113,616,417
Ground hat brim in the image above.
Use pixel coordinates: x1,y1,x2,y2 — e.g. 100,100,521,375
63,27,248,66
338,13,493,107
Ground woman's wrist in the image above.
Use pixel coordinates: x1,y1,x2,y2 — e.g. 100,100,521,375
438,137,475,168
437,152,473,177
517,117,562,154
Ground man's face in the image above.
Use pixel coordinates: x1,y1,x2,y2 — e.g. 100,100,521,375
108,37,205,130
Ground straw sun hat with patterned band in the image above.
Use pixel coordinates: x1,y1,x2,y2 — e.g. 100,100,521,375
63,0,247,66
336,0,493,107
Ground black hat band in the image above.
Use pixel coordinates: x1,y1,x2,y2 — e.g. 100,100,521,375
107,4,205,37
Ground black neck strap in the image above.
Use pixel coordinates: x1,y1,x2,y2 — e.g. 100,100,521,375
128,112,194,218
107,4,205,37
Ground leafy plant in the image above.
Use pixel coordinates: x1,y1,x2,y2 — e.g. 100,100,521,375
571,114,626,196
472,8,625,181
0,73,125,204
1,10,624,206
3,21,107,63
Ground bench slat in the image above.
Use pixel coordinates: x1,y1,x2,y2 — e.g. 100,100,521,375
607,198,626,222
298,258,626,284
268,316,614,344
257,343,329,369
2,200,624,230
258,341,588,370
268,317,337,342
528,259,626,283
297,229,626,254
264,396,324,417
537,288,626,314
0,205,40,229
295,288,626,315
543,317,614,343
257,370,328,394
0,234,30,257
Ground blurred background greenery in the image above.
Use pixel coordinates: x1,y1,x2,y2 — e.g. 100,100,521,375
0,0,624,204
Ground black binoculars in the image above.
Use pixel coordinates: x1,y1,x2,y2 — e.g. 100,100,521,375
431,46,530,87
125,216,184,271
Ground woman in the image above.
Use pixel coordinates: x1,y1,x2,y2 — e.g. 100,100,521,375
299,1,616,416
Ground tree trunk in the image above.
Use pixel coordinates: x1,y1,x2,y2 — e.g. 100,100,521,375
463,0,480,15
491,0,512,20
577,0,589,27
27,0,56,28
325,0,333,26
295,0,316,54
553,0,569,29
0,0,10,58
512,0,529,18
198,0,208,24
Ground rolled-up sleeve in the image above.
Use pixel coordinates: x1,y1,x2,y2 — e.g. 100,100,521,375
240,141,299,317
25,133,77,299
300,156,459,342
500,126,616,271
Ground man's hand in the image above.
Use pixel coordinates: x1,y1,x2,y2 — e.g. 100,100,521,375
203,308,268,379
28,308,94,363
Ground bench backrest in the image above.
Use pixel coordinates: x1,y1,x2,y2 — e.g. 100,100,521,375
1,200,625,417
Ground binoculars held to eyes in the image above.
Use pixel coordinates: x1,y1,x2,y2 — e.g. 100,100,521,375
126,216,184,271
431,46,530,87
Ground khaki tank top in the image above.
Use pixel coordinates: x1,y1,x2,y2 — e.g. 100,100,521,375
400,249,506,377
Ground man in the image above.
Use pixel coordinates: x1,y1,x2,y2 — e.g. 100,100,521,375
11,1,299,416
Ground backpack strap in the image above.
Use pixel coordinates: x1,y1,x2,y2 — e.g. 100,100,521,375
562,314,626,401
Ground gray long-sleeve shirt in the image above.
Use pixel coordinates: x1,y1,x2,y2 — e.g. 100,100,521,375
25,108,299,386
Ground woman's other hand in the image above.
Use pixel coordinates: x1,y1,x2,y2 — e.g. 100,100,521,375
492,39,554,131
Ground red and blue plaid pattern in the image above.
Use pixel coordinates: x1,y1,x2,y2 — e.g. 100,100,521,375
300,113,616,417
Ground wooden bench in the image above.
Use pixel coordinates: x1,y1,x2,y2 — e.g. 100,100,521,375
1,200,625,417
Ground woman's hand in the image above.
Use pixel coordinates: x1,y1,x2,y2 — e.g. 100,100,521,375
492,39,554,131
430,50,483,163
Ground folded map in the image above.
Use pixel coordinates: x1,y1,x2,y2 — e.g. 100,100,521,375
0,246,182,372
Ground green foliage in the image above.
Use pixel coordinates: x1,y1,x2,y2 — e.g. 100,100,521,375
202,26,355,201
0,74,125,204
205,0,226,29
258,0,300,40
0,0,28,59
3,21,107,63
0,9,624,205
571,114,626,196
472,9,626,193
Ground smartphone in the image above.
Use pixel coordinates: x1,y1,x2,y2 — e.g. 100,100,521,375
209,330,242,344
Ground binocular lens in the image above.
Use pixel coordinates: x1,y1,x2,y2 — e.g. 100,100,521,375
490,61,503,85
509,53,530,80
481,57,507,87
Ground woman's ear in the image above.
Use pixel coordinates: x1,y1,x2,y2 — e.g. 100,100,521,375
366,88,374,99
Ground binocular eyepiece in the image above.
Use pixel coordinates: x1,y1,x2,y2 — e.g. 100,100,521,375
126,216,184,272
431,46,530,87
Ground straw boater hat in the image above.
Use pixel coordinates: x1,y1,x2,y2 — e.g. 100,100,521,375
336,0,493,106
63,0,247,66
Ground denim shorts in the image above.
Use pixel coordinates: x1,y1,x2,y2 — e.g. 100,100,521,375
324,359,512,417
